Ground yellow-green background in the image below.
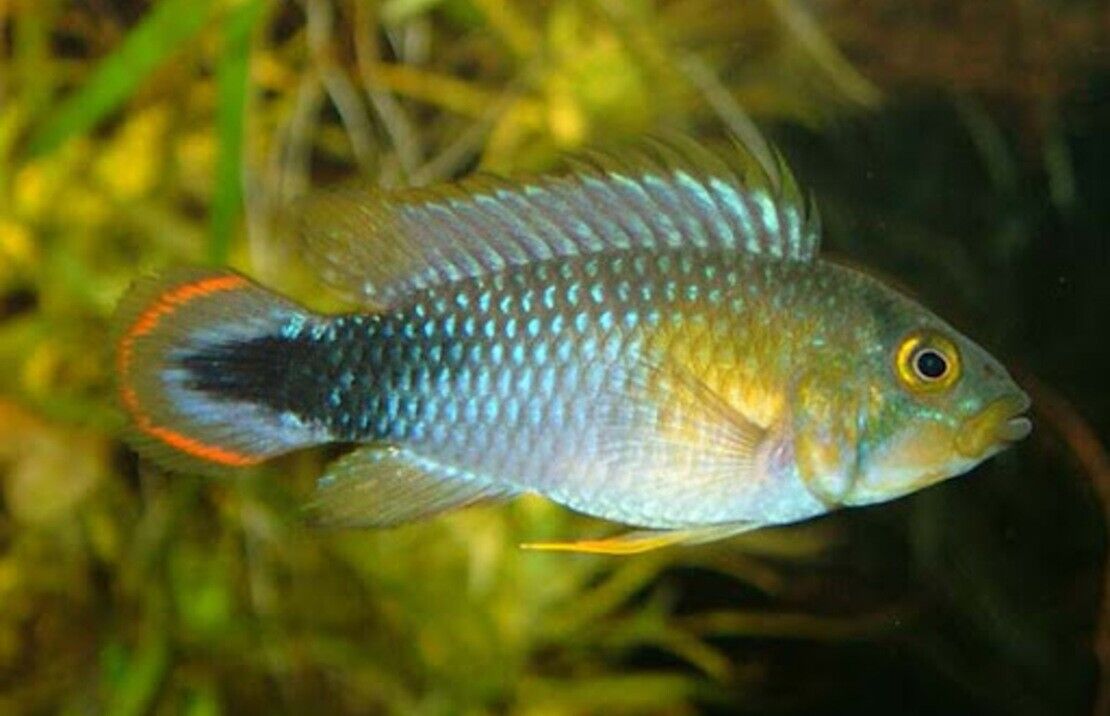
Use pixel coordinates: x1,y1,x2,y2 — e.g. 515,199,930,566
0,1,1107,714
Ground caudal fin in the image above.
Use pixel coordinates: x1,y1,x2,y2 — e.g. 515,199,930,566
113,268,333,474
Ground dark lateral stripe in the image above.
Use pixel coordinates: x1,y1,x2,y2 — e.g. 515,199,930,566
178,334,326,421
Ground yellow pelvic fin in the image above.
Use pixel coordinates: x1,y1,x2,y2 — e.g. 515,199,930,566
520,523,753,555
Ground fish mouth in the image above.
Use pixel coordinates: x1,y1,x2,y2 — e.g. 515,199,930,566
955,393,1032,458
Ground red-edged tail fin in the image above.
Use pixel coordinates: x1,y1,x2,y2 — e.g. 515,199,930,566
113,268,333,474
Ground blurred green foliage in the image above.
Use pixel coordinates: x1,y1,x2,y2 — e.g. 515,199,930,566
0,1,1107,714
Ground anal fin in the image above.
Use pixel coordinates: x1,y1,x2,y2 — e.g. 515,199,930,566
307,445,509,528
520,523,753,555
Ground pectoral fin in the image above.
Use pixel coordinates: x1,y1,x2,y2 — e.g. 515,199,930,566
520,523,754,555
543,355,770,524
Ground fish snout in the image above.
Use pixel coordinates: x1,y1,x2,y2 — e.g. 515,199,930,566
955,392,1031,458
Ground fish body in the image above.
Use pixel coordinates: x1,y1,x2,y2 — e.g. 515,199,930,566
113,137,1030,551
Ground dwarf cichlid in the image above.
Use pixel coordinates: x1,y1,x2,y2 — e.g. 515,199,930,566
113,136,1031,553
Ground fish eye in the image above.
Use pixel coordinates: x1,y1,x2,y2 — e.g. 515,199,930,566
894,331,961,393
913,348,948,380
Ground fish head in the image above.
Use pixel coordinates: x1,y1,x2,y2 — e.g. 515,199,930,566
840,308,1031,507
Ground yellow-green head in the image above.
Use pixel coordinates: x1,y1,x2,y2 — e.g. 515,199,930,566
817,270,1032,508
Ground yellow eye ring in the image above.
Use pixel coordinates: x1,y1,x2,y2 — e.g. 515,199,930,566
894,331,961,393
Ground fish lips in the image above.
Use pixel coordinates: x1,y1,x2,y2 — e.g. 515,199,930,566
955,392,1032,459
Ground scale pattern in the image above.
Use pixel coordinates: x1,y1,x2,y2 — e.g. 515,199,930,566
260,247,835,527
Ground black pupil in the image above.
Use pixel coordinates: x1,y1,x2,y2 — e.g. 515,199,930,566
915,349,948,379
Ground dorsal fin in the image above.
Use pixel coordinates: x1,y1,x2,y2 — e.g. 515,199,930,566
297,135,821,306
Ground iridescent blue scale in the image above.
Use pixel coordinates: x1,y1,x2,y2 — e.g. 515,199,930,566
294,247,748,522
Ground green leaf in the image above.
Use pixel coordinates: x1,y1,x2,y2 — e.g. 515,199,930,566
208,0,267,265
519,673,707,711
26,0,217,158
103,635,170,716
382,0,445,25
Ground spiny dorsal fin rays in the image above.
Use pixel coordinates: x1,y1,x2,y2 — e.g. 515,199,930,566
297,134,822,307
560,135,819,261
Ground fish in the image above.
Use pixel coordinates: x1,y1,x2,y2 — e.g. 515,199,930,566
111,135,1031,554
